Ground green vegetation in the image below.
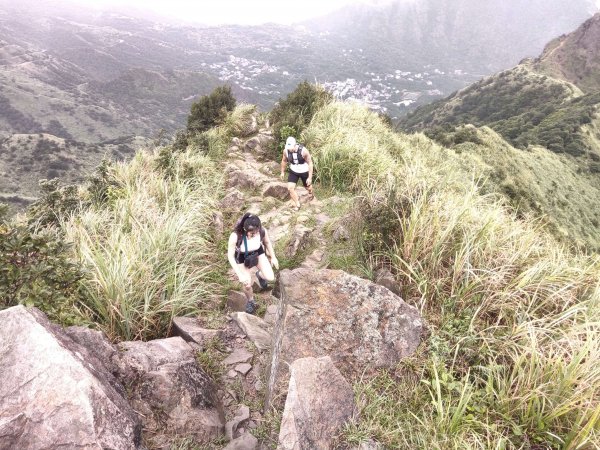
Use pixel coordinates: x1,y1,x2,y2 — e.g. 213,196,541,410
0,104,255,340
2,81,599,447
303,101,600,449
269,81,332,157
449,125,600,250
195,337,227,381
187,85,236,135
399,66,600,159
60,147,223,341
0,203,84,324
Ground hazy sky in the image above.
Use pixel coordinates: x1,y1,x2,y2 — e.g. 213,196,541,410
83,0,384,25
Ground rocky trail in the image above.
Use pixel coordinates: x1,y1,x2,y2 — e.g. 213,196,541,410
0,118,424,450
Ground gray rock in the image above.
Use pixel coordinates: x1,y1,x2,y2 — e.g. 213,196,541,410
263,304,278,326
228,290,248,312
172,317,221,348
116,336,193,373
332,223,351,242
115,337,225,445
231,312,272,351
285,224,312,259
223,347,254,365
261,182,290,200
235,363,252,375
259,161,281,176
0,306,141,449
225,405,251,441
65,325,118,373
278,356,355,450
266,269,423,409
231,137,242,147
220,188,246,212
223,432,258,450
244,136,261,152
374,267,402,297
226,166,266,191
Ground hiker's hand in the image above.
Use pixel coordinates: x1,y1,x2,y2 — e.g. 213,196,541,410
271,256,279,270
307,176,312,186
280,172,285,181
238,272,251,287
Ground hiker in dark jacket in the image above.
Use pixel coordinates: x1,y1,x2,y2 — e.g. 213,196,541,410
227,213,278,314
280,136,316,210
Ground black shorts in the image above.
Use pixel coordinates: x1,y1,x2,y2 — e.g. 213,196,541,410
287,170,309,187
234,246,265,265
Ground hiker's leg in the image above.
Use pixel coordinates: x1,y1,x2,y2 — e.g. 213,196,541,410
300,173,315,200
306,183,315,199
287,182,300,207
237,263,254,300
256,254,274,282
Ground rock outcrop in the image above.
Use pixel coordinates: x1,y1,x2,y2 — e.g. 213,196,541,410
0,306,141,449
115,337,225,447
278,356,355,450
266,268,423,408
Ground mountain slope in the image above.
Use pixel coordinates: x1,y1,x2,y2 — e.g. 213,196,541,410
398,13,600,160
534,13,600,93
396,14,600,250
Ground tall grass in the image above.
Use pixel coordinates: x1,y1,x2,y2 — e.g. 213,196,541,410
62,148,223,341
304,102,600,448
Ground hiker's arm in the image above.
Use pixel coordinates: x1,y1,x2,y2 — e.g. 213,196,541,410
280,150,287,180
263,230,279,269
305,149,314,185
227,233,249,283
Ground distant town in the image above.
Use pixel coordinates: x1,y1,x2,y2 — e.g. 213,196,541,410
200,54,474,118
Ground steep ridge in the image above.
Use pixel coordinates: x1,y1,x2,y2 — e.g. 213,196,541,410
398,12,600,157
534,12,600,93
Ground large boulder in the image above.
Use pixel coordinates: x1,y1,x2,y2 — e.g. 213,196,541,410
226,166,268,191
261,182,290,201
220,188,246,212
115,337,226,447
0,306,141,449
278,356,355,450
266,269,423,408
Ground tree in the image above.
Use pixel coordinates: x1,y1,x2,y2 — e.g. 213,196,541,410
186,86,236,134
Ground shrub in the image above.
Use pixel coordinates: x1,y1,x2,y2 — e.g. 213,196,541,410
269,81,332,156
0,222,84,325
186,85,236,135
27,179,81,227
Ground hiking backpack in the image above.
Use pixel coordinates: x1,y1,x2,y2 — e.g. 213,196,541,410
286,144,306,165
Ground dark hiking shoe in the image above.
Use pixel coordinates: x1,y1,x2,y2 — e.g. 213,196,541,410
245,299,257,314
256,271,268,290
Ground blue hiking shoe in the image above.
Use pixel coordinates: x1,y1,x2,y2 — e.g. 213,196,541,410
256,271,268,290
245,299,257,314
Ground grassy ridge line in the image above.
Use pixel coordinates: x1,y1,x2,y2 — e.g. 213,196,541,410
303,102,600,448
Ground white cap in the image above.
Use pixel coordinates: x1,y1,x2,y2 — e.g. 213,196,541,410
284,136,296,150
